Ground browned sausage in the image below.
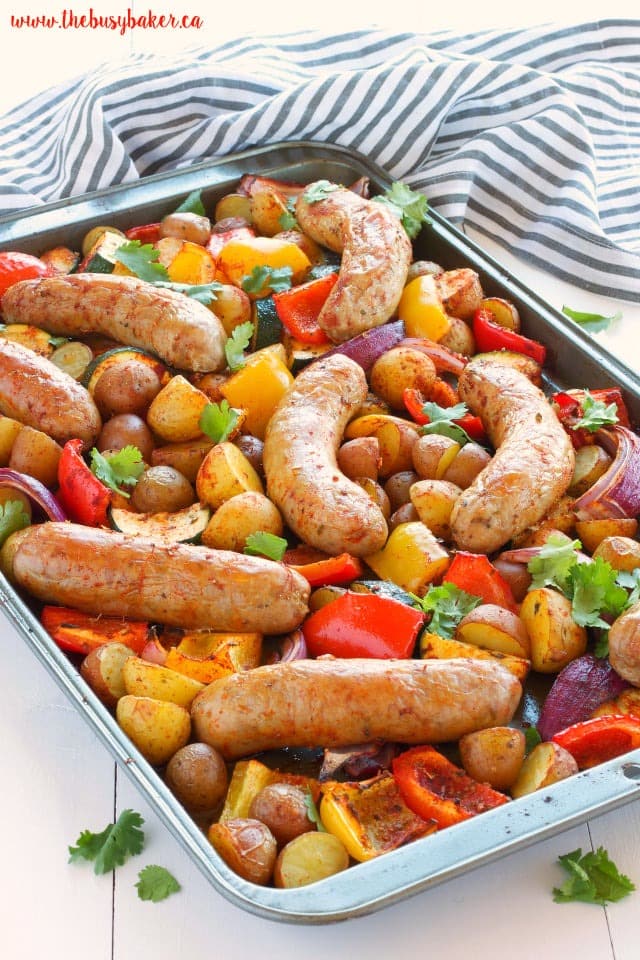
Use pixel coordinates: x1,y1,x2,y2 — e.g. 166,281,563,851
0,339,101,447
263,354,388,556
295,184,411,342
12,522,309,633
191,657,522,760
450,358,575,553
1,274,227,372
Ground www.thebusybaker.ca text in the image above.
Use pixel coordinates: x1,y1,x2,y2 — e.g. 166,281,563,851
10,9,204,34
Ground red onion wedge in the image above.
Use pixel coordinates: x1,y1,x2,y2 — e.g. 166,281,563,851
263,629,307,665
397,337,468,376
574,426,640,520
319,741,397,782
0,468,66,521
538,653,629,742
141,636,168,665
318,320,405,372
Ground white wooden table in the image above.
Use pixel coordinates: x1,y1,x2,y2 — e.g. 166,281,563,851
2,235,640,960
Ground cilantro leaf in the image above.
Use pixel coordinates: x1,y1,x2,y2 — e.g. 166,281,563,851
174,189,206,216
278,197,299,231
375,182,431,239
593,633,610,659
527,534,583,594
135,864,181,902
0,499,30,546
569,557,629,629
90,446,145,497
562,306,622,334
69,809,145,875
420,401,472,446
303,791,326,832
303,180,340,203
153,280,223,306
244,531,288,561
410,582,482,639
199,400,241,444
553,847,635,905
224,321,254,372
524,726,542,754
113,240,169,283
617,569,640,607
241,265,293,296
574,391,619,432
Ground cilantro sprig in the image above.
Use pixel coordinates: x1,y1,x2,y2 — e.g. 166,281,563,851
153,280,223,306
562,305,622,334
278,197,299,231
553,847,635,905
244,531,288,562
173,189,206,216
224,321,254,372
135,865,181,902
69,809,145,874
199,400,241,444
420,401,473,446
303,180,340,204
113,240,169,283
304,791,326,832
0,499,30,546
241,265,293,296
375,181,431,239
574,391,619,432
524,726,542,754
90,445,145,498
409,582,482,639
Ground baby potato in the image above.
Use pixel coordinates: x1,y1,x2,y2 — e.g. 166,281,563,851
593,536,640,572
160,211,211,246
80,641,134,708
122,657,204,708
147,375,210,443
130,466,196,514
435,268,484,320
165,743,229,814
116,695,191,766
151,437,214,483
234,435,265,477
412,434,460,480
201,491,283,551
575,517,638,554
520,588,587,673
196,442,264,510
0,415,22,465
456,604,531,659
511,742,578,799
441,442,491,489
354,478,391,521
97,414,155,462
92,359,163,418
608,601,640,685
410,478,462,539
208,818,277,886
568,443,612,497
459,727,526,791
337,437,381,481
406,260,443,282
388,502,419,531
274,832,350,889
369,347,436,410
376,420,417,477
384,470,419,512
249,783,315,847
439,316,475,356
9,425,62,488
212,284,252,337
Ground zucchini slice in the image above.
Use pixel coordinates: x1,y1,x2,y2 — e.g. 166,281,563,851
284,334,332,373
252,295,284,351
109,503,211,545
82,346,169,394
350,579,418,607
78,229,127,274
0,323,60,357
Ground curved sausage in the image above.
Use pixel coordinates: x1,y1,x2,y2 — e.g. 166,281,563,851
450,358,575,553
12,522,310,634
609,602,640,685
1,274,227,372
263,354,388,556
0,339,101,447
191,657,523,760
295,184,411,342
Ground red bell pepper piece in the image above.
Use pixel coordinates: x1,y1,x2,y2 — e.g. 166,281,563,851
57,439,111,527
0,251,52,297
392,745,509,828
443,551,519,613
288,552,363,587
41,605,149,655
473,308,546,364
273,272,338,344
402,388,487,443
302,592,425,659
125,223,162,244
552,716,640,769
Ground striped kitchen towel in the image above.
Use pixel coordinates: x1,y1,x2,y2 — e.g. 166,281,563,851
0,20,638,300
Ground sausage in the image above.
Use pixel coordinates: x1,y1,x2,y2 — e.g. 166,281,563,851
450,358,575,553
295,184,411,342
1,274,227,372
12,522,310,633
263,354,388,556
0,339,101,447
609,602,640,685
191,657,523,760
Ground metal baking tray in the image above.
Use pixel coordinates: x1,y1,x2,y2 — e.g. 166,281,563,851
2,141,640,923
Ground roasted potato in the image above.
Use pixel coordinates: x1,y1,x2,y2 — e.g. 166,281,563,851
116,695,191,765
410,478,462,539
459,727,526,791
412,433,460,480
575,517,638,553
456,604,531,659
147,375,210,443
441,442,491,489
384,471,419,512
130,465,195,514
9,426,62,488
593,535,640,572
337,436,381,481
519,588,587,673
165,743,229,814
122,657,205,708
369,347,436,410
97,413,155,461
249,783,316,846
200,491,283,551
80,642,134,707
208,818,277,885
510,742,578,798
274,832,349,888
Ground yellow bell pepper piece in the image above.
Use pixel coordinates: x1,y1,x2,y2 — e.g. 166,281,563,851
364,521,450,596
164,631,262,684
219,759,277,822
398,274,451,342
320,775,436,862
167,240,216,284
217,236,311,292
221,346,294,439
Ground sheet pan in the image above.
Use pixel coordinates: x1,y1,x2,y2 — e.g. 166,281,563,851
1,141,640,923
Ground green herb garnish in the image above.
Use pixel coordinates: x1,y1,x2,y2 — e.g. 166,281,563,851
135,865,181,902
199,400,241,444
153,280,223,306
68,809,145,875
303,180,340,204
0,499,30,546
574,391,619,432
420,401,473,446
113,240,169,283
553,847,635,905
562,306,622,334
244,531,288,562
241,265,293,296
90,445,145,497
375,181,431,239
409,582,482,639
224,321,254,372
173,189,206,216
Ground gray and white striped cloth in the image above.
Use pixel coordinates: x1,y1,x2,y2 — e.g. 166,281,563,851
1,20,638,300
